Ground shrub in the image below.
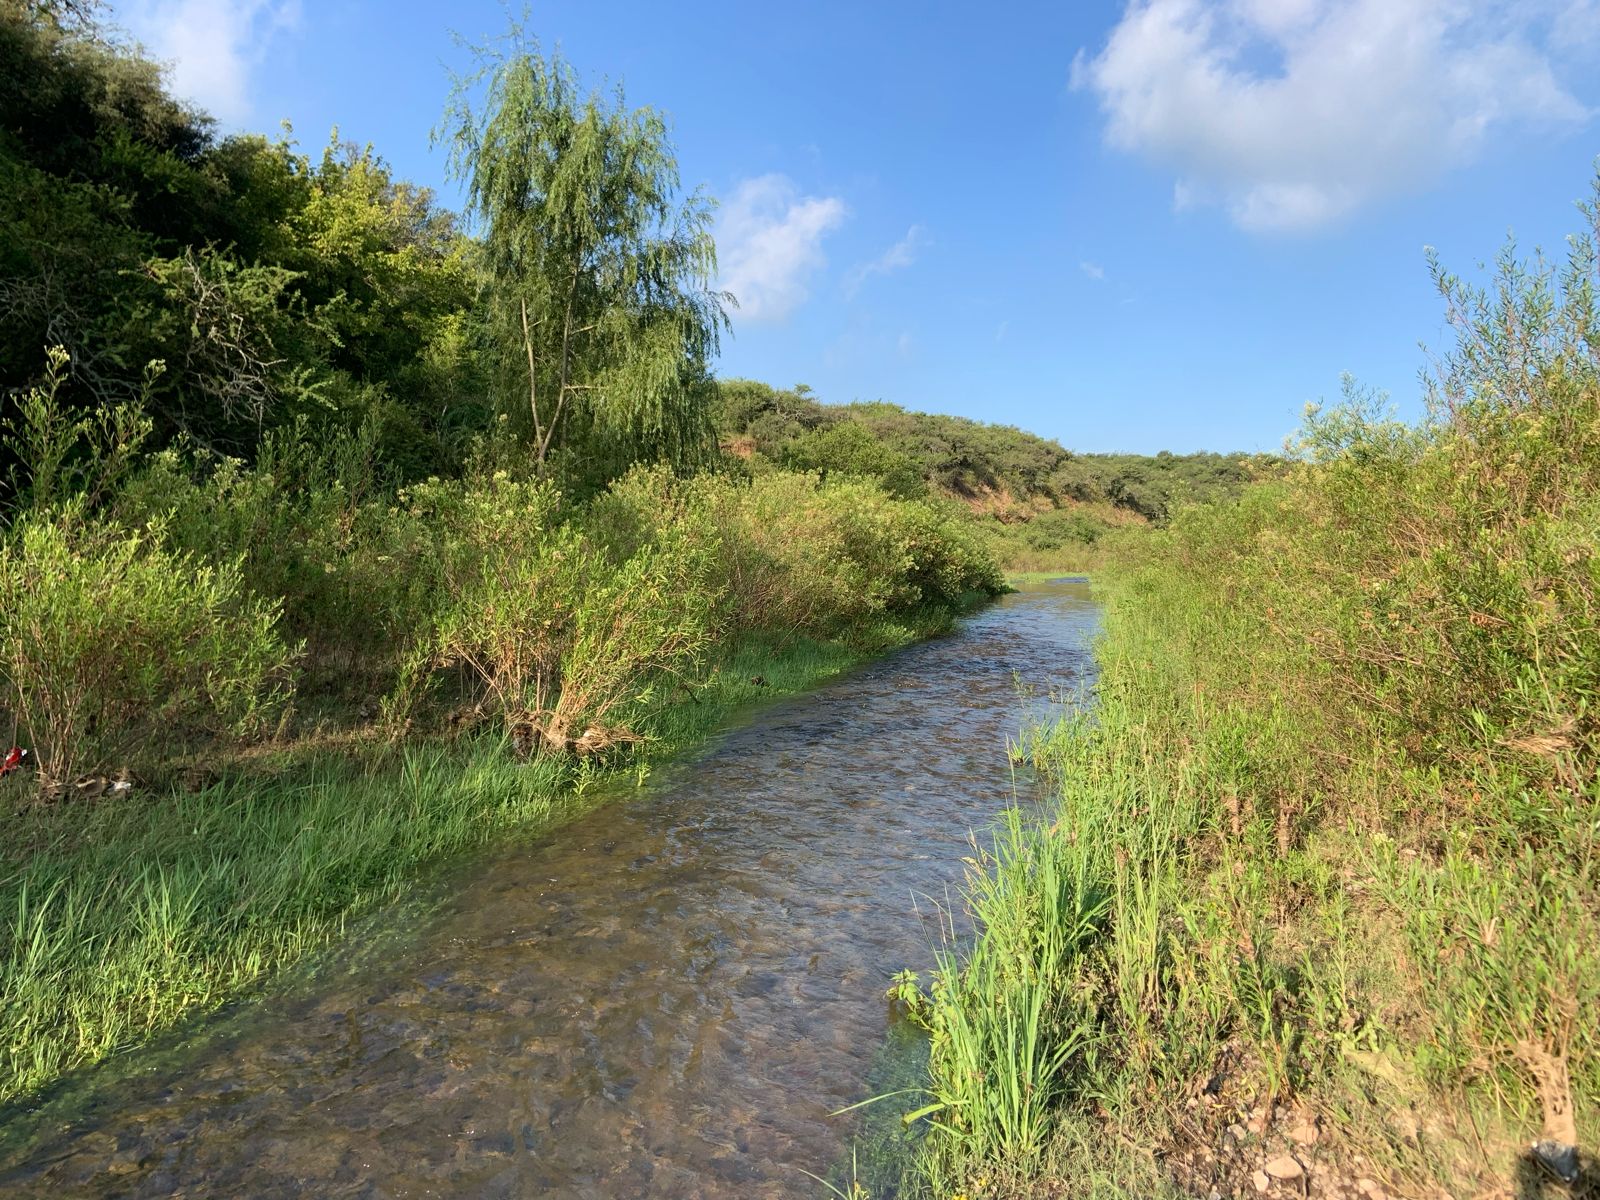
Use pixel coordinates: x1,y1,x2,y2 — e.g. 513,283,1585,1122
396,471,714,750
588,467,1003,640
116,420,443,687
0,510,294,790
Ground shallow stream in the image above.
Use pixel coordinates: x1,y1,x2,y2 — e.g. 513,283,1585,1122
0,579,1097,1198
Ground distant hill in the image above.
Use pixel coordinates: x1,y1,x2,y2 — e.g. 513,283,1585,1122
713,380,1274,557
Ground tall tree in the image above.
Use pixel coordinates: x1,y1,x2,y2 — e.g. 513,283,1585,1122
437,28,727,482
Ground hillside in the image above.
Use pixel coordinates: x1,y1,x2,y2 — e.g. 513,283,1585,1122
714,378,1273,566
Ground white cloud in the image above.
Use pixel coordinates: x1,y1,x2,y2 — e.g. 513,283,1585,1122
1555,0,1600,50
1074,0,1592,232
716,174,847,323
844,224,927,297
119,0,301,126
1080,260,1106,281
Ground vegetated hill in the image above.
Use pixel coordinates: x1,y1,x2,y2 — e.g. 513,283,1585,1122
714,378,1274,565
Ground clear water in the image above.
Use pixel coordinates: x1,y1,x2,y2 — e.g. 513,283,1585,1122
0,580,1098,1198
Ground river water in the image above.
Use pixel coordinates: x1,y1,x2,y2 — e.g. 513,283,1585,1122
0,579,1098,1199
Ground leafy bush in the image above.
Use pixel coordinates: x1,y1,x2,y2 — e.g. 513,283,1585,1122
590,466,1002,640
0,349,295,792
392,471,715,750
0,511,293,790
116,420,445,689
775,420,928,498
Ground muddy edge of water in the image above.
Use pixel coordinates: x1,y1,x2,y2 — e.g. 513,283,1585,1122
0,579,1099,1199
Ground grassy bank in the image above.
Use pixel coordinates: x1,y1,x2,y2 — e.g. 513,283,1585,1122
899,191,1600,1197
0,607,978,1110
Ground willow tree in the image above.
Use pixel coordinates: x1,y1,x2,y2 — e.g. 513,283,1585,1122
438,31,728,481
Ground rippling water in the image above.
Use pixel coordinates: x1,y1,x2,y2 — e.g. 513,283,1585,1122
0,579,1098,1198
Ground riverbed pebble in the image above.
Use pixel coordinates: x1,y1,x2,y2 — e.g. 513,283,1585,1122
1264,1153,1304,1181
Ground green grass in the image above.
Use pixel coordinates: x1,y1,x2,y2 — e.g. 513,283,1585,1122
0,744,570,1107
914,809,1110,1182
0,616,954,1110
897,200,1600,1198
909,543,1595,1195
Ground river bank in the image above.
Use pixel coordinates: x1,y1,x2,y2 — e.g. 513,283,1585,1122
0,606,983,1114
901,211,1600,1198
0,581,1097,1197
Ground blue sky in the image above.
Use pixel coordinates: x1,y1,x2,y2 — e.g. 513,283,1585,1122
112,0,1600,454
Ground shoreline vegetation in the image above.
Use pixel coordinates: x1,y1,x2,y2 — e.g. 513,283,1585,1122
8,6,1593,1198
0,5,1025,1110
894,182,1600,1198
0,606,972,1113
0,2,1253,1112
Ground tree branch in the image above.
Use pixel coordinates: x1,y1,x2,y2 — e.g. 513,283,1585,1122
520,295,544,460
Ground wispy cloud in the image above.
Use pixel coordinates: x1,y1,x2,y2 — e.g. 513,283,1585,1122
1080,261,1106,281
1074,0,1592,233
1555,0,1600,51
844,224,927,297
120,0,301,125
717,174,847,323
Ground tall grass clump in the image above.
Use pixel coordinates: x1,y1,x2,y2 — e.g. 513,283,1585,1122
906,177,1600,1198
911,810,1109,1188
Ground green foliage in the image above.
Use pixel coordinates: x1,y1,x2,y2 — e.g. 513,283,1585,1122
1041,448,1259,522
438,25,726,484
886,968,932,1028
391,471,715,746
0,352,293,789
0,1,1008,1120
590,466,1003,642
715,378,1268,522
974,503,1144,575
114,420,440,686
0,744,575,1104
3,345,153,510
777,420,929,498
916,812,1109,1178
1,9,479,466
711,380,1269,574
715,380,1073,503
0,513,292,790
911,178,1600,1197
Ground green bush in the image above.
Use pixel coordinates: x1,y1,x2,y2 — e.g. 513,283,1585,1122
390,471,715,750
0,510,294,790
590,466,1002,640
117,421,443,685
